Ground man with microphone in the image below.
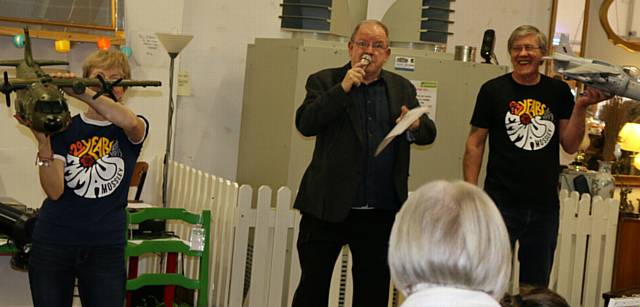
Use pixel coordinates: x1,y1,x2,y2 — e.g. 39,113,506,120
291,20,437,307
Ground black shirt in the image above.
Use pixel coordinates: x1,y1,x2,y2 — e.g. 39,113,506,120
470,73,574,210
352,78,399,210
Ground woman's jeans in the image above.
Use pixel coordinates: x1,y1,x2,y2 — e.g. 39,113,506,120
28,241,126,307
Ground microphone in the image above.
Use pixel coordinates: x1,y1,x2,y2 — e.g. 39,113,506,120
360,54,372,67
480,29,495,64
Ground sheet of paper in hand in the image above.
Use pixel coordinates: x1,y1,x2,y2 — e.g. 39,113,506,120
374,106,429,157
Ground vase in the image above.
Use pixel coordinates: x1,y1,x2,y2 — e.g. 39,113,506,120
591,160,615,198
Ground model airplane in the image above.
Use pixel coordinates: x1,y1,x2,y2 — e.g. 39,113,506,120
544,52,640,100
0,28,162,134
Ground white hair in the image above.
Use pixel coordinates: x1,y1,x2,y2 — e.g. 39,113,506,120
507,25,548,55
388,180,511,299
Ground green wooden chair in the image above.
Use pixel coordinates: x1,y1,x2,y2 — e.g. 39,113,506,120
125,208,210,307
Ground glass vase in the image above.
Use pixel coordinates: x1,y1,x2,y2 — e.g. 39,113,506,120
591,160,615,198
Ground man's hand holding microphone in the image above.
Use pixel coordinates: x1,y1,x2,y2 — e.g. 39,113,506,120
341,54,372,93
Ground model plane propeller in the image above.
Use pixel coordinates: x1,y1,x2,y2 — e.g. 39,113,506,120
0,28,162,134
544,52,640,101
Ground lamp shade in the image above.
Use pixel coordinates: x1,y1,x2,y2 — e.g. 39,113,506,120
55,40,71,53
633,154,640,170
155,33,193,54
618,122,640,152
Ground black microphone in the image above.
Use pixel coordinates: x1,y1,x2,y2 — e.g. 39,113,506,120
480,29,495,64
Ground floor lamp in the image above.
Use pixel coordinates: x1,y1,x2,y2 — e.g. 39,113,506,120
156,33,193,207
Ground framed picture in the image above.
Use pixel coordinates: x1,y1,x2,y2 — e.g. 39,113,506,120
0,0,124,31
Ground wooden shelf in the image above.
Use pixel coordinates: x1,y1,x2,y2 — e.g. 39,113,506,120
614,175,640,187
0,26,125,45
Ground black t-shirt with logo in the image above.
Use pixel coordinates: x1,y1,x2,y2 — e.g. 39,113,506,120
33,113,148,247
470,73,574,210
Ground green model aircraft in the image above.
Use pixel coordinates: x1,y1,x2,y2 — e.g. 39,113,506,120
0,28,162,134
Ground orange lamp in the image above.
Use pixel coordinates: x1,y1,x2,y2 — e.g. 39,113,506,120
97,37,111,50
54,40,71,53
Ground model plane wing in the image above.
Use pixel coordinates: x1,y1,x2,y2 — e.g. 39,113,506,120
545,56,570,63
0,60,68,68
34,60,69,67
562,63,620,75
0,60,23,67
52,78,162,88
563,74,606,84
6,78,160,88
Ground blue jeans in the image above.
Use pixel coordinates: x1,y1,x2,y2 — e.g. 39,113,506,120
28,242,126,307
498,206,559,287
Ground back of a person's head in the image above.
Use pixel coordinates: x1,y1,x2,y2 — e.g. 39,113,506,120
388,180,511,300
501,287,569,307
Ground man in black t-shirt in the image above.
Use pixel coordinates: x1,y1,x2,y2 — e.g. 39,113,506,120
463,25,611,287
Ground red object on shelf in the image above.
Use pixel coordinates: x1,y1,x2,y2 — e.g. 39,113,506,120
97,37,111,50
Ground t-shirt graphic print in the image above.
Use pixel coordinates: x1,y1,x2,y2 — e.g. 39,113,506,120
506,98,555,151
65,136,126,199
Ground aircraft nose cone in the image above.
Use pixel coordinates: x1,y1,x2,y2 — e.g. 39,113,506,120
44,117,63,133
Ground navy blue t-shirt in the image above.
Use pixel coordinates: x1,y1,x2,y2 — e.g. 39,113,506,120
33,113,148,247
470,73,574,210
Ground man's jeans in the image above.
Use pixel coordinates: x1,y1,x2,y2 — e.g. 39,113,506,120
498,206,559,287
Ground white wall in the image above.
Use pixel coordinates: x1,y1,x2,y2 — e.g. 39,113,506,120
174,0,290,180
556,0,586,52
124,0,185,205
448,0,553,67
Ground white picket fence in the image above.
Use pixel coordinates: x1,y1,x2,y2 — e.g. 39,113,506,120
508,190,619,307
552,191,619,307
162,161,239,307
155,161,619,307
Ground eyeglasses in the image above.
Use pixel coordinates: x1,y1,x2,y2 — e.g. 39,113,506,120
352,40,388,51
510,45,542,53
93,72,125,81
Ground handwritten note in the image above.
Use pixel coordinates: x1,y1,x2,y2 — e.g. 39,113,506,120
178,72,191,96
131,31,166,67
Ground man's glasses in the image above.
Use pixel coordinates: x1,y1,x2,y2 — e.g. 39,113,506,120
510,45,542,53
352,40,388,51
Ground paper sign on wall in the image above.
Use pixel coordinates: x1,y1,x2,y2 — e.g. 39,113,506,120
394,56,415,71
131,31,166,67
410,80,438,122
177,72,191,96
